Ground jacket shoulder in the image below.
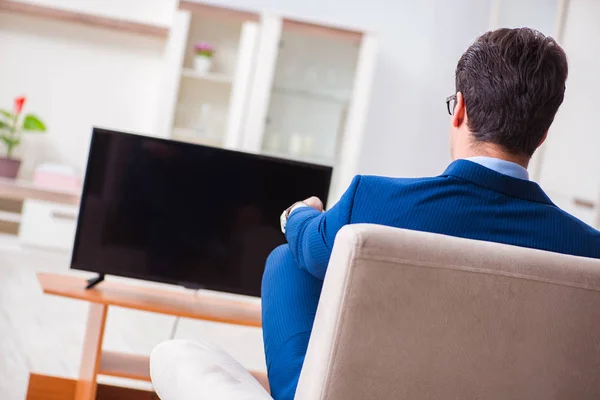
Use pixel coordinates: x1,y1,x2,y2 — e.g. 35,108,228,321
357,174,446,189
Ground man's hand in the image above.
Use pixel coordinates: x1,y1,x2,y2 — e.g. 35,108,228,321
303,196,324,212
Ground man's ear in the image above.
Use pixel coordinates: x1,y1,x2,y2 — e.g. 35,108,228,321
452,92,466,128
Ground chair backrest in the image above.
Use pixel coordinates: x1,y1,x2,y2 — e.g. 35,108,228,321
295,224,600,400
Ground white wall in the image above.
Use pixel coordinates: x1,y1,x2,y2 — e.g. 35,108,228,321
13,0,176,27
495,0,558,34
535,0,600,225
0,5,170,178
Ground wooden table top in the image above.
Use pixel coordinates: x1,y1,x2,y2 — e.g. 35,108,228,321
0,178,80,204
37,272,262,327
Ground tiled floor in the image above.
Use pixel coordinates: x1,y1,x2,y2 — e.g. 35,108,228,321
0,233,265,400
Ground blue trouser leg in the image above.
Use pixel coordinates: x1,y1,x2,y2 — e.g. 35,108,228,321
261,245,323,400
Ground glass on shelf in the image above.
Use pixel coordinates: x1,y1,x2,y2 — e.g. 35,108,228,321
263,132,313,156
263,130,331,166
261,24,359,165
173,103,228,147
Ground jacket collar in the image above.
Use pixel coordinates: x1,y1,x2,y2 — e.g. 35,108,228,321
441,160,555,205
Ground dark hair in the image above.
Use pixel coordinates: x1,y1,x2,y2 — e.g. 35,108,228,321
455,28,568,157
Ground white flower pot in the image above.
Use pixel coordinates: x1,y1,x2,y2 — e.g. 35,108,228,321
194,55,213,74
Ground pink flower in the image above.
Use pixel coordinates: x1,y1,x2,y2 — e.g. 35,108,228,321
194,42,214,52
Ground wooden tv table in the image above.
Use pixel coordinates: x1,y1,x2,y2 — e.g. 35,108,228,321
0,177,80,204
27,272,266,400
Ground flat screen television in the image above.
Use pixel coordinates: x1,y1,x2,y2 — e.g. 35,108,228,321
71,128,332,297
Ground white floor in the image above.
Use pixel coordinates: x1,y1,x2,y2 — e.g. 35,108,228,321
0,233,265,400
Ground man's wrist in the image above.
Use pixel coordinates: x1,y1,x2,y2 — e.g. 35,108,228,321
280,202,309,234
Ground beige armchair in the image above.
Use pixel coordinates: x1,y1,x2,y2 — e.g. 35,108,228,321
151,224,600,399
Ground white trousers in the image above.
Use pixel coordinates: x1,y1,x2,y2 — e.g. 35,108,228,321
150,340,273,400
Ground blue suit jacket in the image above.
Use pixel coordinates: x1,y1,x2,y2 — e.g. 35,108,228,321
285,160,600,280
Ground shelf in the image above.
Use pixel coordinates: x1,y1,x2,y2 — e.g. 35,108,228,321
181,68,233,84
99,351,151,381
271,86,349,104
37,272,262,327
179,0,259,23
0,0,169,38
172,126,200,137
0,210,21,224
261,149,334,167
172,127,223,148
27,373,157,400
282,19,363,44
98,351,269,390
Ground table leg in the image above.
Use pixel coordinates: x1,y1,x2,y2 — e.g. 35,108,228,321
75,303,108,400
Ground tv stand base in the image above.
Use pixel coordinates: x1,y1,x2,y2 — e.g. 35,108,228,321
85,274,105,290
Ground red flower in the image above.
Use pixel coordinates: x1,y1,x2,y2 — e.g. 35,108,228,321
14,96,26,114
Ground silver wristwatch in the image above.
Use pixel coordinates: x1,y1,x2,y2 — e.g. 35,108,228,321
280,202,308,234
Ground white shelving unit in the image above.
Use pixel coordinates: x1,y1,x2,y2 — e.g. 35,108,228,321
158,2,379,204
181,68,233,84
159,3,260,149
242,15,379,202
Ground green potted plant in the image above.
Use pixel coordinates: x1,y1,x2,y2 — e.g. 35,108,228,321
0,96,46,179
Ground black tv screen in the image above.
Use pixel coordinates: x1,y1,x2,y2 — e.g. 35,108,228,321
71,128,332,297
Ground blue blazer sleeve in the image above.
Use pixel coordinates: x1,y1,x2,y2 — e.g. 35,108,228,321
284,175,362,280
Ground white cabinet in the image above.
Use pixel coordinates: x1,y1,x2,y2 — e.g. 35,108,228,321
158,3,378,206
243,16,378,203
256,23,360,166
19,200,78,252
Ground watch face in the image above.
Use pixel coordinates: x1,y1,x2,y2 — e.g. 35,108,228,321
280,210,287,234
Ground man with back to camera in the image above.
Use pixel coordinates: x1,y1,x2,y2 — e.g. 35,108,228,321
261,27,600,399
150,28,600,400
